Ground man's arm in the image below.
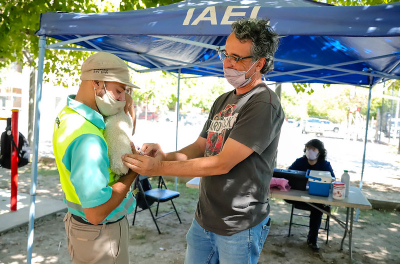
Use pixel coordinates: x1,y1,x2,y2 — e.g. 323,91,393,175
143,136,206,162
67,134,137,225
84,170,138,225
123,137,253,177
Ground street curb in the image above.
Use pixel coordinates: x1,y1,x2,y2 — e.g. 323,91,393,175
368,199,400,211
0,208,67,235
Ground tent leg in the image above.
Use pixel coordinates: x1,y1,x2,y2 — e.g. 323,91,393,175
356,84,372,221
27,35,46,264
175,69,181,191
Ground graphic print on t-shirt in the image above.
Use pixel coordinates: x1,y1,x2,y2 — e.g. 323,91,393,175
205,104,238,157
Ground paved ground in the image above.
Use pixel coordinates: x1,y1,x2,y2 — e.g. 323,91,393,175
0,189,66,234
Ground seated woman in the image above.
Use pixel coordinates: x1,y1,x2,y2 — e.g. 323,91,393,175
288,139,335,251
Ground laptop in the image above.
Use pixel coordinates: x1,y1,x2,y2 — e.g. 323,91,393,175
273,168,308,191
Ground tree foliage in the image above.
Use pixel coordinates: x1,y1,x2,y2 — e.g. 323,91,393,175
0,0,181,87
0,0,226,113
130,68,228,113
281,84,392,124
324,0,400,6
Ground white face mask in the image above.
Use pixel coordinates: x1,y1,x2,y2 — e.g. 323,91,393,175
305,149,319,161
94,82,126,117
223,60,258,89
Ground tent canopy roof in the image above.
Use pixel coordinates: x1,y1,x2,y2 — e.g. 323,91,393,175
37,0,400,86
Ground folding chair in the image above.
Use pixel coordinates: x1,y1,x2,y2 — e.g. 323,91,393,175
288,202,331,244
132,175,182,234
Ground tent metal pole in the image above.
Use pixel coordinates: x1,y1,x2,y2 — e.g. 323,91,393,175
137,54,178,78
148,35,223,50
27,35,46,264
285,72,370,88
138,61,223,74
76,35,102,51
175,69,181,191
45,35,105,48
274,58,399,80
267,52,400,80
356,84,373,221
275,80,367,89
48,46,224,75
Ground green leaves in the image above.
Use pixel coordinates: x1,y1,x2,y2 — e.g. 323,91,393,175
324,0,400,6
0,0,181,88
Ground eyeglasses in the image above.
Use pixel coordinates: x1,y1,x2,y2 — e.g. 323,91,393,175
217,50,253,66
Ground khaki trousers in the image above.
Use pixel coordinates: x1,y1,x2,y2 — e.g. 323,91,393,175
64,212,129,264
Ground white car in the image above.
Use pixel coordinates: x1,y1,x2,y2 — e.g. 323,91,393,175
388,119,400,138
159,111,175,122
301,118,323,134
184,114,207,126
320,119,340,133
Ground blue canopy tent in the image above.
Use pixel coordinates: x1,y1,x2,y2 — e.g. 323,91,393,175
30,0,400,262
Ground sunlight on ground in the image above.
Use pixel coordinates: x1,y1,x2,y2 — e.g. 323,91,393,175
32,255,59,263
36,190,50,194
10,253,25,260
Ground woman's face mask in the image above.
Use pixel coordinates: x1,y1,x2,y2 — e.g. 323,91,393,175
94,82,126,117
223,60,258,89
305,148,319,161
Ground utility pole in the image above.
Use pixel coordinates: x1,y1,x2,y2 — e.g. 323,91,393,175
23,50,36,147
396,87,400,154
389,82,395,142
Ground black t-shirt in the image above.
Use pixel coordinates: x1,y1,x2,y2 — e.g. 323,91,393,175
196,83,285,236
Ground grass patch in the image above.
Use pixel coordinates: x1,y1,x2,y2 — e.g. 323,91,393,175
164,179,198,213
23,160,59,176
135,234,146,239
37,168,59,176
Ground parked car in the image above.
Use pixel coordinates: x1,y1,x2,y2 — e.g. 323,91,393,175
386,118,400,138
184,114,206,126
320,119,340,133
301,118,323,134
138,111,159,121
159,111,175,122
287,119,300,127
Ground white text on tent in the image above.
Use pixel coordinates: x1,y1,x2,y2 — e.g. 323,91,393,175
183,6,261,25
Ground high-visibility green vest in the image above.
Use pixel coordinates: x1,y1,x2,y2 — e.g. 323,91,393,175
53,97,135,222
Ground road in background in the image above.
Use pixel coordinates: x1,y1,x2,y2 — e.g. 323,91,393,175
38,119,400,186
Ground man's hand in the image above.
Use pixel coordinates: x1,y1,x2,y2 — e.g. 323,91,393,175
140,143,166,161
122,154,162,176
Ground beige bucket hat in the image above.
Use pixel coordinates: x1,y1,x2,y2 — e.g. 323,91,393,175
80,52,140,90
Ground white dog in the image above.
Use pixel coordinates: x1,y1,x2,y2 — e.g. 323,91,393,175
103,110,134,178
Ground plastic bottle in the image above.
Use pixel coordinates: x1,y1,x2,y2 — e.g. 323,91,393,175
341,170,350,197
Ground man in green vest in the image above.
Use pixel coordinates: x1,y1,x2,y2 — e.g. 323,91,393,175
53,52,139,263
